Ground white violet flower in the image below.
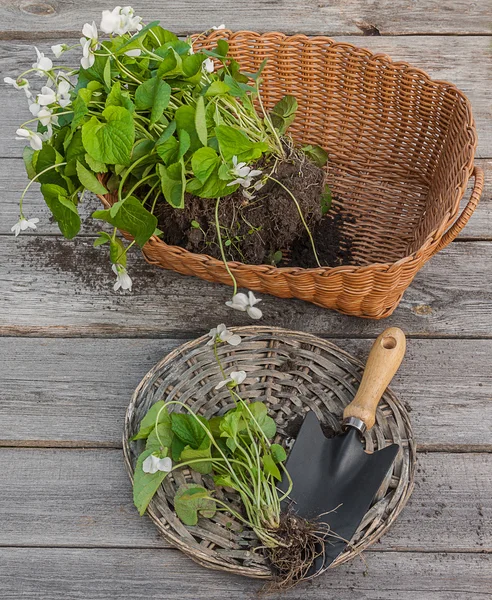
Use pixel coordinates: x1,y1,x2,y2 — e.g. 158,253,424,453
142,454,172,474
203,58,215,73
207,323,241,346
100,6,143,35
227,156,262,188
35,78,71,108
215,370,247,390
32,47,53,74
211,24,226,30
112,263,132,292
11,216,39,236
226,291,263,320
15,128,43,150
29,104,58,127
4,76,32,98
51,43,69,58
80,21,99,70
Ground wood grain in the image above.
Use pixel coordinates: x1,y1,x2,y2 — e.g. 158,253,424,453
0,1,490,38
0,448,490,553
1,237,492,337
1,36,491,156
1,547,490,600
1,337,491,447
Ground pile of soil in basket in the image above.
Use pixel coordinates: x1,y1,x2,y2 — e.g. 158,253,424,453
155,150,354,269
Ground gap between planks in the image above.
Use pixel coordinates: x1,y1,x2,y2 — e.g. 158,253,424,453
1,440,491,453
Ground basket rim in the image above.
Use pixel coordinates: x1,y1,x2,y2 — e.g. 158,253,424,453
99,30,478,278
123,325,417,579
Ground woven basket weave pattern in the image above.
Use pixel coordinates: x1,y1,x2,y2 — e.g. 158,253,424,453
99,32,482,318
123,327,416,579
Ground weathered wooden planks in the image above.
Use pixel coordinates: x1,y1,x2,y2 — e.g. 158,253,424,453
1,236,492,337
0,448,489,553
1,157,490,238
0,1,490,38
0,337,491,447
1,36,491,156
0,549,490,600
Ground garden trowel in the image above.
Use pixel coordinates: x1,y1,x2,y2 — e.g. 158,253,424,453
279,327,406,576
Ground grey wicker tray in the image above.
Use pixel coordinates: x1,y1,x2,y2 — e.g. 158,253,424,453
123,327,416,579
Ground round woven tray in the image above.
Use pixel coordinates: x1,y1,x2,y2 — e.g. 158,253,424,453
123,327,416,579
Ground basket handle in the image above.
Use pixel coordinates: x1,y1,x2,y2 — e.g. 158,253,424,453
433,165,484,254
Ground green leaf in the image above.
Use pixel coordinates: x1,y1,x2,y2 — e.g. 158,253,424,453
204,81,231,97
260,416,276,439
133,448,168,516
215,125,269,162
219,410,243,442
131,401,170,441
270,95,298,134
216,39,229,57
106,81,135,113
155,121,177,146
303,144,328,168
85,153,108,173
175,105,202,152
103,57,111,90
92,196,157,247
156,136,179,165
171,413,208,449
157,162,185,208
146,421,174,451
41,183,81,239
132,139,156,162
71,87,92,130
191,147,219,183
135,78,171,126
271,95,298,118
174,484,216,526
180,444,213,474
157,48,182,78
82,106,135,166
270,443,287,463
321,184,332,216
76,161,108,194
35,145,66,188
262,453,281,480
178,129,190,158
194,96,208,146
23,146,37,180
182,53,206,77
248,402,267,422
171,435,186,461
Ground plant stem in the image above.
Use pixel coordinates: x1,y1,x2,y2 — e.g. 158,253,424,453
214,197,238,296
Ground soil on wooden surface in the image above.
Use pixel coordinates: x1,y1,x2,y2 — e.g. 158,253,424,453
155,149,354,269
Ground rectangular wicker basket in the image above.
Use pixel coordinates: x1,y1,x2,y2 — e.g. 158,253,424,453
98,31,483,319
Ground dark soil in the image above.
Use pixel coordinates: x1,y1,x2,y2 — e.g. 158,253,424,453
155,148,354,268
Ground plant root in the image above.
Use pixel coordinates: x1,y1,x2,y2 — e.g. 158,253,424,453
263,510,344,591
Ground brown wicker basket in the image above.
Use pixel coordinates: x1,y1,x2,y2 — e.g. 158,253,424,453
99,31,483,318
123,327,416,580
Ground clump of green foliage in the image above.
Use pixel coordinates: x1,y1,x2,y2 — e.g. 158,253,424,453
9,11,330,285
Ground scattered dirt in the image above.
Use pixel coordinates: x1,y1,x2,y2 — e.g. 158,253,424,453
155,147,354,268
24,236,158,293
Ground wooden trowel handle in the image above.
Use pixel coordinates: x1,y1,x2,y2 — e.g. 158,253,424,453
343,327,406,432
